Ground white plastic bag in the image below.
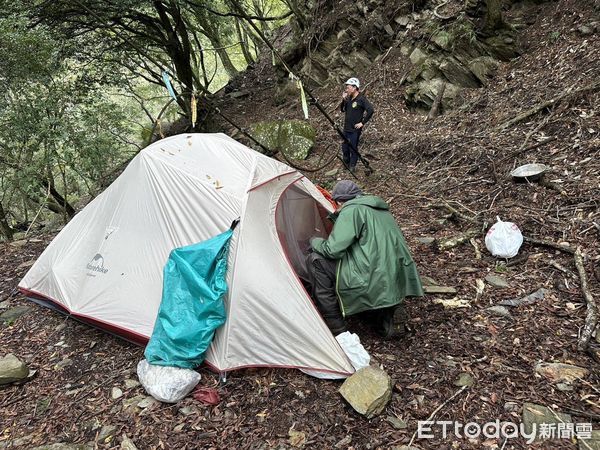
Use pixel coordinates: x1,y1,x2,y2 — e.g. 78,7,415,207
485,216,523,258
301,331,370,380
137,359,201,403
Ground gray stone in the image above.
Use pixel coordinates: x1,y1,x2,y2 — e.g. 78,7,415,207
55,358,73,370
504,401,519,412
522,403,572,440
439,58,480,88
578,25,593,35
423,285,457,295
250,120,316,160
0,354,29,385
334,435,352,448
485,274,509,288
137,396,158,409
384,24,394,36
394,15,410,26
121,435,139,450
556,383,574,392
98,425,117,443
468,57,499,85
535,362,589,383
580,430,600,450
499,288,547,307
111,387,123,399
420,275,438,286
432,31,451,49
339,366,392,418
416,237,435,245
454,372,475,387
0,305,31,324
124,379,140,389
324,168,338,177
386,416,408,429
409,47,428,66
486,306,511,317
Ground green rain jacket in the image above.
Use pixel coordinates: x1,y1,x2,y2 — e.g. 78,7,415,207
311,195,423,316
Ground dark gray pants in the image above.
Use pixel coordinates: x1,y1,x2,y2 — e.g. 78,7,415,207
305,253,347,335
305,252,408,338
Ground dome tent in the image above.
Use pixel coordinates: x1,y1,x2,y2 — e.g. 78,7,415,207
19,133,354,377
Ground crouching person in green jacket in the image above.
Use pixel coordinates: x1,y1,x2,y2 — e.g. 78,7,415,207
306,180,424,338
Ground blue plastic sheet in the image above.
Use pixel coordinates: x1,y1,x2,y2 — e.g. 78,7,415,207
144,228,233,368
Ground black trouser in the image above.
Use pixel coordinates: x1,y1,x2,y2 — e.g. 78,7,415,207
305,252,408,337
305,252,347,335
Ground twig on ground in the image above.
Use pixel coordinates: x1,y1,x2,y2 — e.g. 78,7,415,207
524,236,576,254
575,247,598,352
408,385,468,447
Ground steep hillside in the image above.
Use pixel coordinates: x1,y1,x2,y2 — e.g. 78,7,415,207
1,0,598,448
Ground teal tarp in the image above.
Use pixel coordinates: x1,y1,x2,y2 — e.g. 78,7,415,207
144,228,233,368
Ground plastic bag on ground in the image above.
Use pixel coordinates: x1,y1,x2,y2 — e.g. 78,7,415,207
301,331,370,380
137,359,201,403
485,216,523,258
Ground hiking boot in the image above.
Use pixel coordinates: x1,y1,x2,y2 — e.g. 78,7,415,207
378,304,410,339
348,165,356,174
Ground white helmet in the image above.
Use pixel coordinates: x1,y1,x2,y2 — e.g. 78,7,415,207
345,77,360,89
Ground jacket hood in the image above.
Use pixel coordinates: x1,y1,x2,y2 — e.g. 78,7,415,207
342,195,389,210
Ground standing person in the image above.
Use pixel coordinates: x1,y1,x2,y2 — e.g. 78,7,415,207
340,78,374,174
305,180,423,338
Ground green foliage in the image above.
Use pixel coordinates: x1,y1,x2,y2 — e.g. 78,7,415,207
548,31,561,43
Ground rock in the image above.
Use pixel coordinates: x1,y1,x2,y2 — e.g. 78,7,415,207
484,34,521,61
400,44,412,56
0,354,29,385
121,435,139,450
112,387,124,399
432,31,451,50
486,305,511,317
578,25,593,35
454,372,475,387
420,275,438,286
288,428,306,447
468,56,499,85
384,24,394,36
424,285,457,294
386,416,408,429
335,435,352,448
0,300,10,309
55,358,73,370
416,237,435,245
98,425,117,443
0,305,32,324
581,430,600,450
409,47,428,66
394,15,410,26
504,401,519,412
250,120,315,160
484,274,509,288
433,298,470,308
522,403,572,440
137,396,158,409
404,78,463,109
556,383,574,392
499,288,547,307
124,379,140,389
324,168,338,177
535,362,589,383
339,366,392,418
439,57,480,88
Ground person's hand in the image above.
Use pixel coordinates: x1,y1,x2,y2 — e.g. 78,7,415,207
354,122,363,129
342,92,348,100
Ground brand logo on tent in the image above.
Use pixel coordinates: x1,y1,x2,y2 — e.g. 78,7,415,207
86,254,108,274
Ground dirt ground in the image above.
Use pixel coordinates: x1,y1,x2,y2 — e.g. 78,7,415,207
1,0,599,448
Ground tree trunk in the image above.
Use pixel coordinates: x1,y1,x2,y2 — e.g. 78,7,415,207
484,0,507,33
0,201,14,241
235,18,255,65
41,177,75,219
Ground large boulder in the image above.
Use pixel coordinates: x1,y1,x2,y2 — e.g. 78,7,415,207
439,57,481,88
250,120,316,160
0,354,29,385
339,366,392,418
468,56,500,85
